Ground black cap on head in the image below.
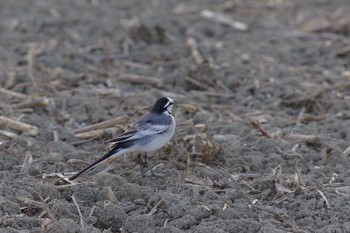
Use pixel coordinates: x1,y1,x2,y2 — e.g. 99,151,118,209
152,97,173,113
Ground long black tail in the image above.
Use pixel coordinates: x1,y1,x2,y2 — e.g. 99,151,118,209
69,148,120,180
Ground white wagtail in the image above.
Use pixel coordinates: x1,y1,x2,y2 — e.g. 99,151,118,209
69,97,176,180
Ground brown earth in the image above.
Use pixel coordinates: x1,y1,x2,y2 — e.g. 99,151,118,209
1,0,350,232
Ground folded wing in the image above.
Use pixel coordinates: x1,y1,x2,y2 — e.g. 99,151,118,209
105,115,169,144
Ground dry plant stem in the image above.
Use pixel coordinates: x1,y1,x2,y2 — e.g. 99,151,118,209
185,177,206,186
105,186,119,204
17,197,45,209
114,72,164,87
10,97,50,109
121,60,151,69
337,45,350,56
200,9,249,31
0,87,28,99
74,128,114,139
120,226,126,233
0,116,39,136
0,130,21,140
185,76,209,90
74,116,126,134
4,69,17,89
250,121,271,138
275,147,303,159
342,145,350,157
33,189,55,220
101,35,110,76
20,151,33,174
271,192,295,205
190,90,235,98
53,130,59,142
27,45,37,87
317,190,330,208
187,37,203,64
44,172,77,185
147,197,165,216
286,133,319,143
283,30,350,42
71,195,85,228
89,205,96,218
216,80,232,93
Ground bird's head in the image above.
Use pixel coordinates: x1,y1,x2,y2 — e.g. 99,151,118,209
152,97,174,115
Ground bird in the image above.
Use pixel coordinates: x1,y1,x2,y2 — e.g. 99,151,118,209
69,97,176,180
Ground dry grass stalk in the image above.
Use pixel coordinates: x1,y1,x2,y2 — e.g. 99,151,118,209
173,3,198,14
0,129,21,140
0,116,39,136
184,133,220,163
147,197,165,216
187,37,203,65
101,35,111,76
337,45,350,57
74,116,126,134
185,76,209,90
286,133,319,143
250,121,271,138
10,97,50,109
105,187,119,204
114,72,164,87
120,60,151,70
44,172,79,185
283,30,350,42
0,87,28,99
317,190,330,208
200,9,249,31
275,147,303,160
74,128,117,139
17,196,45,209
190,90,236,98
184,177,207,186
27,44,38,87
342,145,350,157
71,195,85,228
30,188,55,220
20,151,33,174
47,67,63,80
335,186,350,196
53,130,59,142
4,69,17,89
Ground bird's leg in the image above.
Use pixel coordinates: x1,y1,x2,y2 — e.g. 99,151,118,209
142,153,148,168
137,153,148,176
137,153,164,178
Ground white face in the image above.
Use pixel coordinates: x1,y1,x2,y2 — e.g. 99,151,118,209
164,97,174,115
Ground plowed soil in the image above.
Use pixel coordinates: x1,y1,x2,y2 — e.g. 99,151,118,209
1,0,350,232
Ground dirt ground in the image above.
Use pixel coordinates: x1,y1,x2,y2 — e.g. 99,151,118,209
1,0,350,232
